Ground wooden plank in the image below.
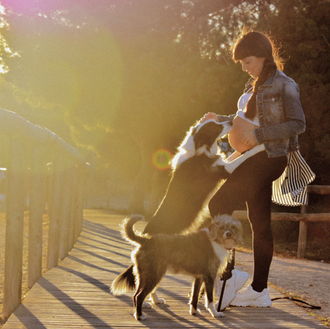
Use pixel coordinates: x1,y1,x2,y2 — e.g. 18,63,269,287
232,210,330,222
307,185,330,195
3,210,325,328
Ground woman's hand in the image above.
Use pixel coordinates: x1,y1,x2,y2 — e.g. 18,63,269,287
200,112,218,123
242,131,257,148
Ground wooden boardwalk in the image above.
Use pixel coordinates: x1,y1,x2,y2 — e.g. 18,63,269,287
3,209,326,328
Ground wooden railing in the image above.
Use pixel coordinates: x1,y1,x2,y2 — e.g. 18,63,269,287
233,185,330,259
0,108,90,319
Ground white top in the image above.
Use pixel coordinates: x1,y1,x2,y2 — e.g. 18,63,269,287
237,91,260,126
235,92,315,207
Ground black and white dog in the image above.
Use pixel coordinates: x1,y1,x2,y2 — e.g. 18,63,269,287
111,119,265,303
118,213,243,320
145,118,264,235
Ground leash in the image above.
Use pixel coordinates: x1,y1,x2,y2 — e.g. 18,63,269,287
216,248,321,312
217,278,227,312
217,248,235,312
217,288,321,312
271,296,321,310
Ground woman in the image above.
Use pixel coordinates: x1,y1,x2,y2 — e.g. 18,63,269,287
203,30,315,308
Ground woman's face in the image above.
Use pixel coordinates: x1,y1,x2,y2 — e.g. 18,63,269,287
240,56,265,78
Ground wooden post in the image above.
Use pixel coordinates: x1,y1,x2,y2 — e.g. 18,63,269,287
59,161,73,260
69,167,78,251
28,146,46,288
3,139,26,318
76,168,85,239
47,154,63,269
297,204,308,259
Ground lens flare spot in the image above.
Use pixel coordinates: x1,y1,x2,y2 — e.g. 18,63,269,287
152,149,173,171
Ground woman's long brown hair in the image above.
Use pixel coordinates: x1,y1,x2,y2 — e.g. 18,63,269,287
232,30,284,120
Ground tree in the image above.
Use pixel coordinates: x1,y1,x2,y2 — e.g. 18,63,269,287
263,0,330,184
2,0,329,212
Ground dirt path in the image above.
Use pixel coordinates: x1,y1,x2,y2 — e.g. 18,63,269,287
236,250,330,327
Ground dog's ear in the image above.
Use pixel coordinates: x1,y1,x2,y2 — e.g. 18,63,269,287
208,218,226,242
208,223,219,241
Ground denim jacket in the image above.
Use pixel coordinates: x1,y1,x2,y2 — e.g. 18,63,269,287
252,69,305,157
219,69,305,158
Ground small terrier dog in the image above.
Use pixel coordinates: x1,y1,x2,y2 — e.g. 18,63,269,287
112,214,243,320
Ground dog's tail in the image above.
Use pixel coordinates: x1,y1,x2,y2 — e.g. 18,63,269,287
121,214,148,245
111,215,147,296
111,265,136,295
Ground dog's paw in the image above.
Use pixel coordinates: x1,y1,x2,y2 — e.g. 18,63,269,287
207,302,225,318
210,310,224,318
150,293,165,305
189,305,201,316
142,301,153,309
134,312,147,321
154,297,165,304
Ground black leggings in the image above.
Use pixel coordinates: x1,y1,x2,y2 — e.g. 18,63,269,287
209,151,287,292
